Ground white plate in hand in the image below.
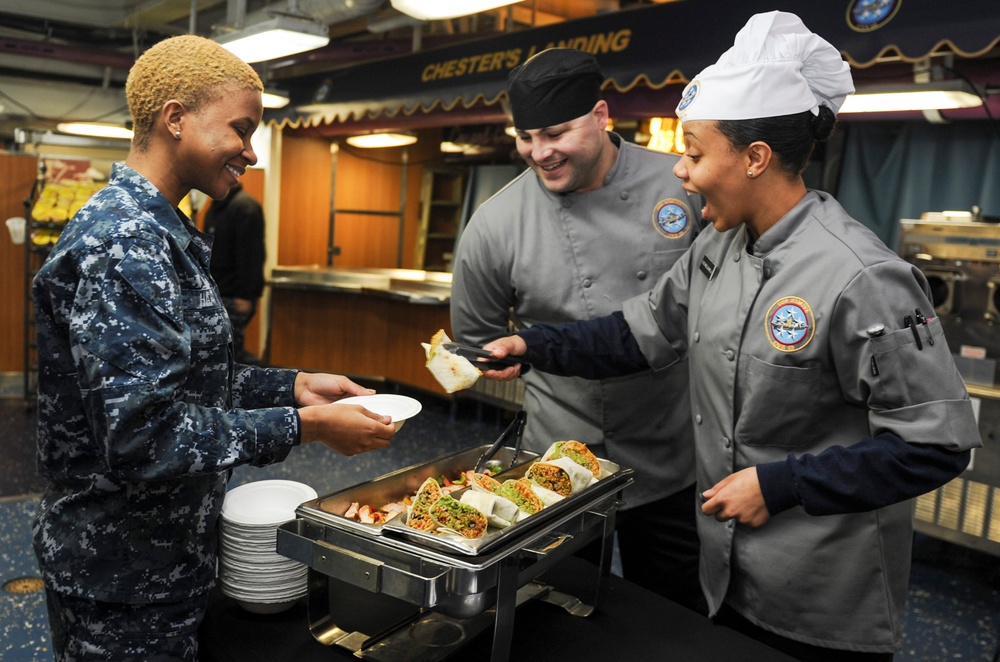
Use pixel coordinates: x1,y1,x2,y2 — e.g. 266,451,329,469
335,394,422,430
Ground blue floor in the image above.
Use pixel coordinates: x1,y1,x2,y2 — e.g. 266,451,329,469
2,392,998,661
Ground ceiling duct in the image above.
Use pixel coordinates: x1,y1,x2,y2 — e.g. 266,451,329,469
225,0,386,35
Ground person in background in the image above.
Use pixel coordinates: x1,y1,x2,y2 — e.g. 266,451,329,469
32,34,396,661
204,182,266,364
477,12,980,661
450,47,705,612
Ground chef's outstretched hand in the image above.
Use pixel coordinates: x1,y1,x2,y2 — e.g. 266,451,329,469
701,467,771,528
481,335,527,381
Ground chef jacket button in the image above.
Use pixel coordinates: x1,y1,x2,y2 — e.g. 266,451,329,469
727,520,735,529
764,267,772,278
694,331,701,343
561,198,573,209
695,414,703,424
725,349,735,361
637,270,647,280
583,278,592,288
723,437,731,448
620,191,629,200
867,323,886,337
733,252,741,263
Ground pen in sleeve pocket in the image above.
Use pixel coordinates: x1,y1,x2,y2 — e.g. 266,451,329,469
904,314,922,350
914,308,934,346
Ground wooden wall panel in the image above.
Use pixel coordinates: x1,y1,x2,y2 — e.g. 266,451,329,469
332,146,406,269
273,129,446,272
268,288,450,395
268,289,391,377
278,135,333,267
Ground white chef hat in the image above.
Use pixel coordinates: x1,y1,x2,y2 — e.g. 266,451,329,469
676,11,854,122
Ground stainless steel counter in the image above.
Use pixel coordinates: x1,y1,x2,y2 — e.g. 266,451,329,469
269,266,452,304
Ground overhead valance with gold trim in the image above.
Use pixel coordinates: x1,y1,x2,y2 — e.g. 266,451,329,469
266,0,1000,130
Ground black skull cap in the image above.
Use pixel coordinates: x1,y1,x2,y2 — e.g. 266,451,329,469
507,48,604,130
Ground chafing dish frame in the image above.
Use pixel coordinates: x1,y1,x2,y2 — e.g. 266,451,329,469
277,445,634,662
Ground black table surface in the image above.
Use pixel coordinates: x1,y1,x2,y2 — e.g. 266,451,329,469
199,555,798,662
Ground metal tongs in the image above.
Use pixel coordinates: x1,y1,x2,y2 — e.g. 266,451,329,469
441,342,531,374
474,410,527,474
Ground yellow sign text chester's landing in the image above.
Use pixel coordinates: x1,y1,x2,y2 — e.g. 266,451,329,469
420,29,632,83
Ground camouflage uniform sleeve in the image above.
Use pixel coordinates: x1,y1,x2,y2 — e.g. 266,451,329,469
73,236,299,480
232,364,299,409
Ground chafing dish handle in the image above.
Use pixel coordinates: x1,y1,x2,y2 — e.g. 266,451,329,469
310,539,451,605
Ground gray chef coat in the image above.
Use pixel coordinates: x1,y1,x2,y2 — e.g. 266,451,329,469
623,190,982,651
452,134,701,508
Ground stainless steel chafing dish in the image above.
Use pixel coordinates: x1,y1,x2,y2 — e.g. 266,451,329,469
277,441,634,662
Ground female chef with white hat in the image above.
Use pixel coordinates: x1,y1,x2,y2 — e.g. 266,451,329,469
479,11,981,661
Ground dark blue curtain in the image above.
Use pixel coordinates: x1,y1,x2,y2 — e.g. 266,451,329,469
836,121,1000,250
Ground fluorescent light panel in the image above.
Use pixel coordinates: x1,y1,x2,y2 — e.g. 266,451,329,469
261,89,290,109
390,0,524,21
840,80,983,114
216,15,330,63
56,122,133,140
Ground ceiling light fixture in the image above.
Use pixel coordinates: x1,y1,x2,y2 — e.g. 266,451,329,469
839,79,983,114
345,132,418,149
390,0,525,21
261,89,291,109
56,122,133,140
215,14,330,64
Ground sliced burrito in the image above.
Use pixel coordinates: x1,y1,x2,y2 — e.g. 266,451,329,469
527,482,565,508
428,494,488,539
469,472,504,495
460,490,518,529
422,329,481,394
525,456,595,497
499,478,544,516
406,476,441,532
540,440,602,479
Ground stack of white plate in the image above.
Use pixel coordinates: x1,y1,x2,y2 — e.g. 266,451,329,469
218,480,318,614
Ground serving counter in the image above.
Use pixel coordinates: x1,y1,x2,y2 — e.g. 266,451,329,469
198,555,798,662
267,266,453,395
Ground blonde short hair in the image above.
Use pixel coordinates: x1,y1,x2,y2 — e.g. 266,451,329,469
126,35,263,151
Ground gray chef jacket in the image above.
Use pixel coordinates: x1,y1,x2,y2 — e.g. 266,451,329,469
623,191,982,651
452,134,701,508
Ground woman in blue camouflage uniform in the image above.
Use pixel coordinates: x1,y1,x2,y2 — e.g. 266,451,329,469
478,12,981,662
32,35,396,661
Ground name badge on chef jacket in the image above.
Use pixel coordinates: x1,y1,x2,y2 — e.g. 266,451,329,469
700,255,717,280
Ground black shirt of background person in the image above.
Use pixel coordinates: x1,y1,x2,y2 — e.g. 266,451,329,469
204,183,265,301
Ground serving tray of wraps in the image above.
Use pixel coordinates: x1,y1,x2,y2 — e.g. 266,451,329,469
295,444,632,556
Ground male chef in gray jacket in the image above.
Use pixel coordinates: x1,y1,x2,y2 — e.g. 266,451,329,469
450,48,705,612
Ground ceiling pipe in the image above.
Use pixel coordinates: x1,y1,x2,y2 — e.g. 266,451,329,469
0,35,135,70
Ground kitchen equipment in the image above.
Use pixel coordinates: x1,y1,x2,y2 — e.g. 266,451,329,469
277,443,633,661
898,212,1000,557
474,410,525,473
219,481,318,613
